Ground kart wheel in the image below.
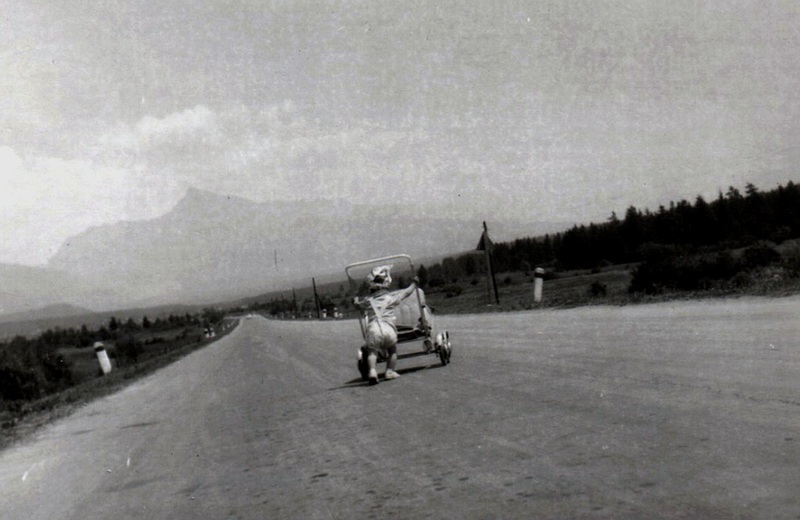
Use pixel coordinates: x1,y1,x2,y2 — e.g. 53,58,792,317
357,357,369,381
438,345,449,366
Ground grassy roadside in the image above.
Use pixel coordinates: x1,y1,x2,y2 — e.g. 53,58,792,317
0,319,239,452
263,240,800,321
421,261,800,315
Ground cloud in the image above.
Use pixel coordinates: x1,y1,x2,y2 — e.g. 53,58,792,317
136,105,218,144
98,102,438,203
0,145,182,265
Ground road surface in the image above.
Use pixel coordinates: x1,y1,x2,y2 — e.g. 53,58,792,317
1,296,799,519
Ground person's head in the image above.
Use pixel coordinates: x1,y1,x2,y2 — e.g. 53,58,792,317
368,265,393,291
370,275,385,292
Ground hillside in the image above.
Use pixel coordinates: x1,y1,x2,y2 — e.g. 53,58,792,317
1,188,567,319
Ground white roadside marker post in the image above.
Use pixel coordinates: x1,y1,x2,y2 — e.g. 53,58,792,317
534,267,545,303
94,341,112,375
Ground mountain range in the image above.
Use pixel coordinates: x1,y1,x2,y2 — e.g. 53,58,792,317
1,189,569,319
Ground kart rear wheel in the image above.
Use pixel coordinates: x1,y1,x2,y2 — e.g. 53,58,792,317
357,357,369,381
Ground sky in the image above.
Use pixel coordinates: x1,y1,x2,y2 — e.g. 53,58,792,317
2,0,800,266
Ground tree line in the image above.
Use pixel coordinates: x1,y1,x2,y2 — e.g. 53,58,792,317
250,180,800,316
416,181,800,284
552,182,800,271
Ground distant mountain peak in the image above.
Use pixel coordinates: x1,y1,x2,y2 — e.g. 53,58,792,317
0,302,94,324
21,188,571,314
176,187,251,207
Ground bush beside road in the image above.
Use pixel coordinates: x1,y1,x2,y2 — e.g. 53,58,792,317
0,313,237,450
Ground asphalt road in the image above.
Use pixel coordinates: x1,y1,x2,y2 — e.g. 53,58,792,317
1,296,799,519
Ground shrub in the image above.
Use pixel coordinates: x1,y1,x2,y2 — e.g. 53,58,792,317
629,249,746,294
116,335,143,365
730,271,753,288
709,251,739,279
590,282,607,297
781,243,800,278
443,285,463,298
769,226,792,244
628,258,671,294
428,277,445,289
742,242,780,270
0,364,46,401
39,353,73,392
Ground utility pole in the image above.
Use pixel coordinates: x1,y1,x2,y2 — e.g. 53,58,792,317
312,277,321,319
480,221,500,305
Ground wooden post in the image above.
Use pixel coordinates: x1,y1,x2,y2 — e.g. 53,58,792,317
534,267,545,303
482,222,500,305
93,341,112,375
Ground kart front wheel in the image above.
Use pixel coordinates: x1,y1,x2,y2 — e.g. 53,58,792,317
438,344,450,366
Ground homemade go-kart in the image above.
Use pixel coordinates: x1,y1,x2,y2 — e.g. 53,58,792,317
346,254,452,382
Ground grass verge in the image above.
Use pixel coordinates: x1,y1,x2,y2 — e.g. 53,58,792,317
0,320,238,452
